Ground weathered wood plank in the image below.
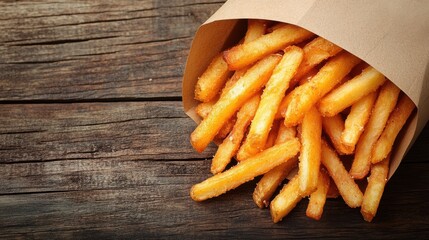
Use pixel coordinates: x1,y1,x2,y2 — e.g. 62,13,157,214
0,0,225,101
0,161,428,239
0,102,216,163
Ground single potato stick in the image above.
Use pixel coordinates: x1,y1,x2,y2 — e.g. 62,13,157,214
253,125,298,208
342,92,377,150
191,54,281,152
361,155,390,222
284,52,361,127
321,140,363,208
350,81,400,179
319,66,386,117
223,24,313,70
238,46,304,160
299,106,322,196
270,174,303,223
195,100,236,140
291,37,343,87
371,95,415,164
244,19,267,43
264,120,281,149
194,53,231,102
306,169,330,220
322,114,353,155
190,138,301,201
211,94,261,174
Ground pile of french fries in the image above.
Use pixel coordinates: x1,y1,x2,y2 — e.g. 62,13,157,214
189,20,415,223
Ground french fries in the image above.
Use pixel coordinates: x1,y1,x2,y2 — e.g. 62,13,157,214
306,169,330,220
238,46,304,160
191,54,281,152
190,139,300,201
298,106,322,196
283,52,361,127
350,81,400,179
371,94,415,164
321,141,363,208
361,155,390,222
223,24,314,70
188,19,416,224
318,66,386,117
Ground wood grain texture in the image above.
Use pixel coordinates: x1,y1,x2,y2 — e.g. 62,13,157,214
0,0,224,101
0,0,428,239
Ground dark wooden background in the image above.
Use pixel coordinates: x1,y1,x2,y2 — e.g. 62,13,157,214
1,1,428,239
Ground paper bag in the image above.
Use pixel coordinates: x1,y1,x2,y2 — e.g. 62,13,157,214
183,0,429,178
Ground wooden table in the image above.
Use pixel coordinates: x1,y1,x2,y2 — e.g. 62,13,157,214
1,1,428,238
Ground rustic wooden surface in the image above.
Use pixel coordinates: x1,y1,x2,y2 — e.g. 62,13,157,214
1,0,428,239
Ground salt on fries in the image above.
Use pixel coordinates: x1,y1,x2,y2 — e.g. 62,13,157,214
188,20,415,223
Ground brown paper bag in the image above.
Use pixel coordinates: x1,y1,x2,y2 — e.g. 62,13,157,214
183,0,429,178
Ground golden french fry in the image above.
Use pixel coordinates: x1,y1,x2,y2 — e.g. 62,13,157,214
298,106,322,196
211,93,261,174
306,169,330,220
319,66,386,117
223,24,313,70
270,174,303,223
191,54,281,152
238,46,304,160
284,52,361,127
361,155,390,222
371,94,415,164
194,53,231,102
195,100,236,140
322,114,353,155
190,138,300,201
253,125,298,208
350,81,400,179
321,140,363,208
341,91,377,150
244,19,267,42
291,37,342,86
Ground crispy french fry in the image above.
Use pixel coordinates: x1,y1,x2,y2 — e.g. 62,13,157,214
195,100,236,140
270,174,303,223
371,95,415,164
350,81,400,179
321,140,363,208
319,66,386,117
361,155,390,222
244,19,267,43
306,169,330,220
322,114,353,155
284,52,361,127
342,92,377,150
253,125,298,208
223,24,313,70
191,54,281,152
211,93,261,174
291,37,342,86
298,106,322,196
194,53,231,102
190,138,300,201
238,46,304,159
